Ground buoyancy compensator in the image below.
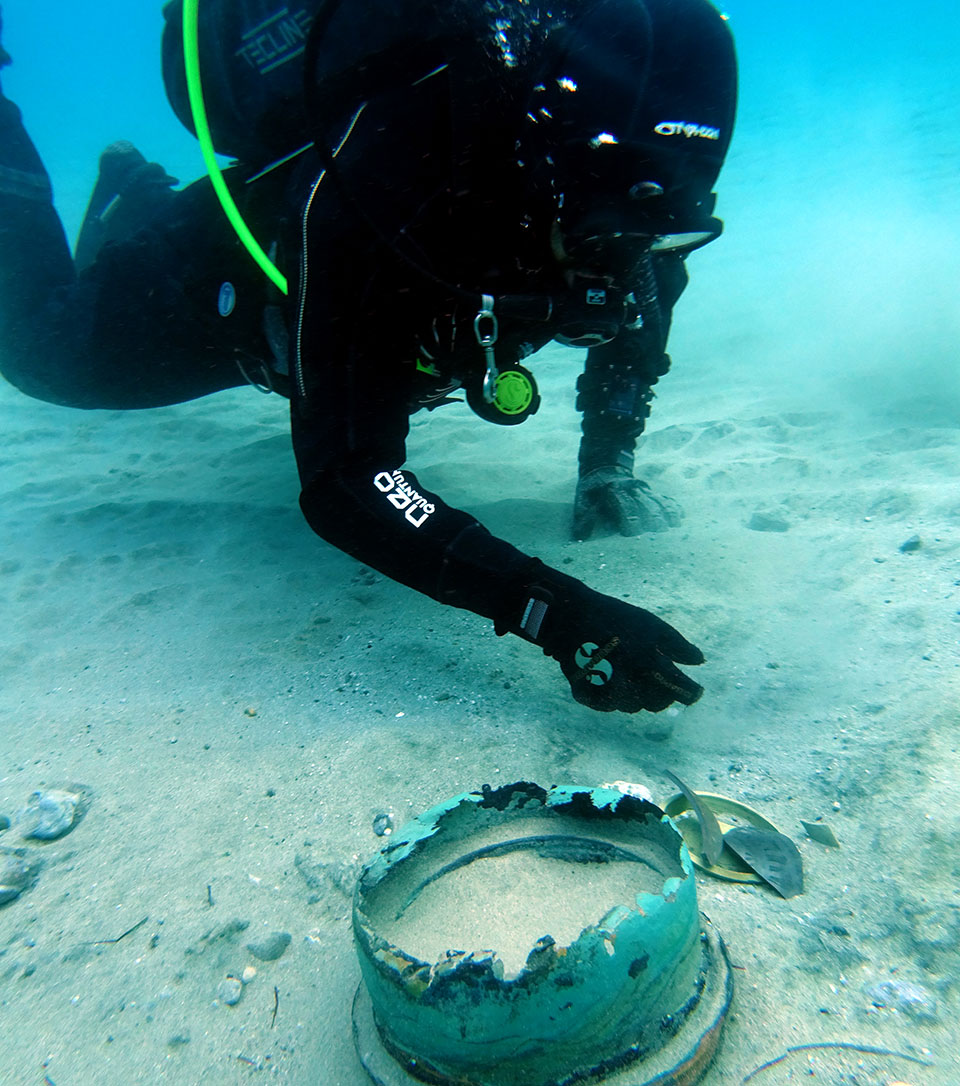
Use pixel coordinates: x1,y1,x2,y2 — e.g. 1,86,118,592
161,0,737,428
161,0,460,167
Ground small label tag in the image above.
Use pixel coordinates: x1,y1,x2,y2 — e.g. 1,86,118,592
218,282,236,317
520,598,548,641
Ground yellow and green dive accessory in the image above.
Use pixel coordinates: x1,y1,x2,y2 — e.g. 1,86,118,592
466,364,540,425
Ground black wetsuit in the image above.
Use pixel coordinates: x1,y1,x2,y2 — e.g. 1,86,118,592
0,0,721,713
0,83,686,622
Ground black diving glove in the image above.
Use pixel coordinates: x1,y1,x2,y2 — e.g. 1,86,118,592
573,465,683,540
506,563,705,713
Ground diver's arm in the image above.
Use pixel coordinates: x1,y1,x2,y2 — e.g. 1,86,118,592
578,250,688,470
291,361,536,620
290,169,703,713
294,406,704,712
291,387,703,714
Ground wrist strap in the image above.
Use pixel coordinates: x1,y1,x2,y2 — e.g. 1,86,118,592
516,589,553,643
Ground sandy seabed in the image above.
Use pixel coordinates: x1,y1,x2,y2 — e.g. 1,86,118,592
1,303,958,1085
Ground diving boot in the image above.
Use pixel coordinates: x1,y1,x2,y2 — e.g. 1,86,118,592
74,140,178,271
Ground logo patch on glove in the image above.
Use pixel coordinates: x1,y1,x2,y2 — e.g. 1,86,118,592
574,642,614,685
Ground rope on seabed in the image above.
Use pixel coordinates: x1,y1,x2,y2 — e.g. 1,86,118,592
742,1041,934,1083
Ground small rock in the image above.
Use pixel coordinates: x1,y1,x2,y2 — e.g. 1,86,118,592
16,785,91,841
866,978,938,1021
218,976,243,1006
0,849,40,906
373,812,395,837
241,965,257,984
899,534,923,553
168,1032,191,1047
747,511,789,533
0,815,10,832
247,930,291,962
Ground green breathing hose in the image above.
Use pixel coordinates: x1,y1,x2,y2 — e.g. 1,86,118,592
181,0,289,294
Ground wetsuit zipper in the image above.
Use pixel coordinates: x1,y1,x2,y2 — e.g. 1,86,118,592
293,106,366,408
294,171,326,405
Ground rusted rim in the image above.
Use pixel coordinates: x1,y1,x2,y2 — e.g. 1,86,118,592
352,922,733,1086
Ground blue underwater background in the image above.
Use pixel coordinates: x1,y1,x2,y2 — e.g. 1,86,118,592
1,2,959,1084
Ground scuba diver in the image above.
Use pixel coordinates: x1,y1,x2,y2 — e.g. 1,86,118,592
0,0,737,715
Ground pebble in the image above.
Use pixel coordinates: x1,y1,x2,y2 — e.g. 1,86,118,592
373,812,395,837
16,787,88,841
241,965,257,984
247,930,291,961
0,815,10,831
0,851,37,906
867,978,938,1021
218,977,244,1006
899,534,923,553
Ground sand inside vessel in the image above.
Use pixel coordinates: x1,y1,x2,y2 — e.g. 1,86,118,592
380,844,664,977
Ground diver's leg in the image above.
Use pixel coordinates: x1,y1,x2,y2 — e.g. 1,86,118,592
0,94,79,404
0,87,264,408
74,141,179,272
0,11,273,408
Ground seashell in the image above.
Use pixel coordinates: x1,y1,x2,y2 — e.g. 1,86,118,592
0,848,40,906
16,784,91,841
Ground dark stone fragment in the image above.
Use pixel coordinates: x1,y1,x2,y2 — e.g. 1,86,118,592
247,930,291,962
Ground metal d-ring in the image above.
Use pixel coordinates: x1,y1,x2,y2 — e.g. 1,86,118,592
473,294,499,403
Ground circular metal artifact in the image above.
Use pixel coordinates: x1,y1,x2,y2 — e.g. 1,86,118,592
662,791,782,883
352,781,732,1086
